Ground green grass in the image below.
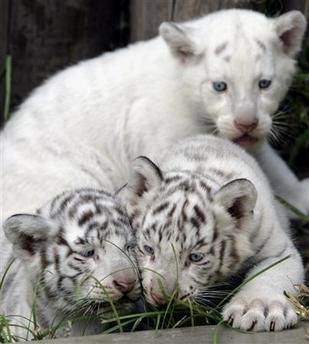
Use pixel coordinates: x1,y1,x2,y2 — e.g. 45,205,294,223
0,255,295,343
1,55,12,122
285,284,309,327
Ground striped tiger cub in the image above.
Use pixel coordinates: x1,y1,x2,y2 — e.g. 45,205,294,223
120,135,304,332
1,188,140,339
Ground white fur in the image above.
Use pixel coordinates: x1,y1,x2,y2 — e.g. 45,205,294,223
0,9,307,329
122,135,304,331
1,10,307,225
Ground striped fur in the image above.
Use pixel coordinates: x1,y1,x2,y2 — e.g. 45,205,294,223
121,135,304,332
1,188,140,338
133,171,253,297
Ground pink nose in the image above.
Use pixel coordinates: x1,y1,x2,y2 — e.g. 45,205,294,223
234,119,258,134
113,279,135,293
150,290,166,305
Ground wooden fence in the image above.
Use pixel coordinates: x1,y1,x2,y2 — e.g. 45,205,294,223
0,0,308,125
0,0,129,124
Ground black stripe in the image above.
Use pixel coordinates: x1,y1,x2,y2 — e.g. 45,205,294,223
40,248,50,270
199,180,211,193
168,204,177,217
212,224,219,242
67,262,84,273
255,226,274,256
193,205,206,223
78,210,94,226
164,175,182,185
153,202,170,215
228,235,240,264
217,240,226,272
191,217,200,229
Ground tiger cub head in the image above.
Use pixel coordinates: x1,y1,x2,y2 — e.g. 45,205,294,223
160,9,306,147
4,189,140,312
120,157,256,306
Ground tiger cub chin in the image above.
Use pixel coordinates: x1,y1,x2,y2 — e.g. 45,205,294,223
1,188,140,340
120,135,303,332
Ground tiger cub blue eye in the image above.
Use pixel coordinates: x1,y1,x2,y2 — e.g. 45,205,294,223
144,245,154,255
258,79,272,89
189,252,204,262
213,81,227,92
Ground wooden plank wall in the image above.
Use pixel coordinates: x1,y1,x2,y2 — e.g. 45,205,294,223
0,0,129,125
0,0,9,123
130,0,308,42
130,0,266,42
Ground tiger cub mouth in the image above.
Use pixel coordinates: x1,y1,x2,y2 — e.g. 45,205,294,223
233,134,259,146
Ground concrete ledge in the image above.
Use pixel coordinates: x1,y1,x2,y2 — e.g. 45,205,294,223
30,323,308,344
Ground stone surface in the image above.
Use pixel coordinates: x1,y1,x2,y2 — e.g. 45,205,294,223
30,323,308,344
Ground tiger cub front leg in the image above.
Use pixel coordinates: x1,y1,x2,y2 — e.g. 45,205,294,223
252,143,309,217
223,236,303,331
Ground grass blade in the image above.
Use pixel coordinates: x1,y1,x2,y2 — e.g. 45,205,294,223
277,196,309,222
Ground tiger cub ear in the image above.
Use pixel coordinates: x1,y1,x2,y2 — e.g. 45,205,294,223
3,214,56,258
159,22,199,62
273,11,306,57
121,156,163,207
213,178,257,221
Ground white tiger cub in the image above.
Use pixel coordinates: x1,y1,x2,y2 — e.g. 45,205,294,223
120,135,304,332
1,188,140,340
1,9,308,230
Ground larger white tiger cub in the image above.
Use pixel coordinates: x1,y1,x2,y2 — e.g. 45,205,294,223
120,135,304,331
0,9,308,228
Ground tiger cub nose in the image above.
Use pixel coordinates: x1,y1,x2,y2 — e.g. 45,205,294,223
234,119,258,134
150,290,166,305
113,279,135,293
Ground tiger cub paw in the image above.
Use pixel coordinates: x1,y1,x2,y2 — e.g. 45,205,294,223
222,296,297,331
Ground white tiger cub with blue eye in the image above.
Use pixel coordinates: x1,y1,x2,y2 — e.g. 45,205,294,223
120,135,304,332
1,9,308,230
1,188,140,340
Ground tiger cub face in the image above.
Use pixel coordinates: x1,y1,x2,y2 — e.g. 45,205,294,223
120,157,256,306
4,189,140,312
160,10,306,147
